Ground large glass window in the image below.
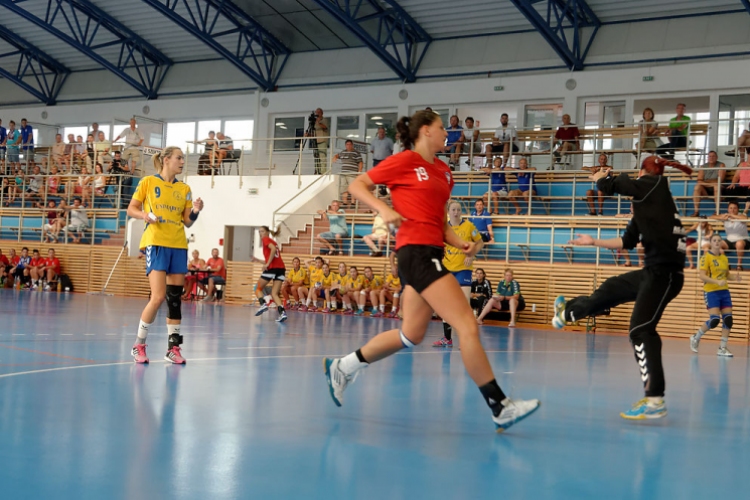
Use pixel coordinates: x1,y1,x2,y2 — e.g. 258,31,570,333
63,126,88,143
166,121,197,154
90,124,111,139
365,113,398,143
718,94,750,148
335,115,361,154
224,120,254,151
524,104,562,130
633,97,710,156
273,117,305,152
197,120,221,153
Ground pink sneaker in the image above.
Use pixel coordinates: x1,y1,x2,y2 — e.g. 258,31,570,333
372,311,384,317
432,337,453,348
308,305,317,312
322,307,330,313
164,346,186,364
131,344,149,363
298,305,308,312
388,310,399,318
343,309,354,315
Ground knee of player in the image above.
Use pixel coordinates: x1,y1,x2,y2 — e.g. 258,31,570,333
400,328,426,347
150,291,167,305
722,313,733,330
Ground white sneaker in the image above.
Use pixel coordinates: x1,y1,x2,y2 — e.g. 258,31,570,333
717,346,733,357
551,295,567,329
689,334,700,353
276,312,288,323
492,398,541,432
323,357,358,407
255,304,269,316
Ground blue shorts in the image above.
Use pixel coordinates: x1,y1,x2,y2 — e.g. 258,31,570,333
145,246,188,276
452,269,472,287
7,151,19,163
704,289,732,310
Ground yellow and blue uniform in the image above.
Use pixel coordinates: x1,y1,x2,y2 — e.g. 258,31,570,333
133,174,193,275
444,220,482,286
385,273,401,290
309,265,325,287
701,251,732,310
347,274,365,291
366,275,383,291
288,267,307,285
321,272,334,288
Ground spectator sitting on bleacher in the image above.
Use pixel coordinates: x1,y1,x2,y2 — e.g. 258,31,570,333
333,140,363,205
93,163,108,197
62,197,89,244
724,158,750,215
46,134,67,171
72,165,93,204
509,158,537,215
47,164,63,196
10,247,31,288
584,153,612,216
485,113,519,168
63,134,76,169
636,107,660,154
94,131,112,169
470,268,493,317
481,157,508,214
711,201,749,270
74,135,88,170
2,171,19,206
377,265,401,318
215,132,238,167
317,200,348,255
690,151,726,216
25,165,43,204
362,213,390,256
553,114,580,162
459,117,482,168
657,103,690,161
444,115,463,169
685,221,717,269
182,249,207,300
84,134,95,169
476,268,525,327
202,248,227,303
725,122,750,162
41,199,63,242
470,199,494,242
38,248,61,291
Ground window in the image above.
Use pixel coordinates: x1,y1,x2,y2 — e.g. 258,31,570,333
223,119,254,151
719,94,750,148
166,121,197,154
273,117,304,151
90,124,111,139
335,115,360,151
63,126,89,143
365,113,398,144
524,104,562,130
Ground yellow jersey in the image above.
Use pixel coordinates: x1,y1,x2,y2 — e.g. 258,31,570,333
288,267,307,285
134,175,193,249
347,274,365,291
321,272,335,287
332,272,345,288
309,265,325,285
443,220,482,272
385,273,401,290
366,275,383,291
701,251,729,293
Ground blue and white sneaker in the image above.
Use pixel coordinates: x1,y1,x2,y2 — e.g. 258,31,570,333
493,398,541,433
276,312,288,323
551,295,567,329
255,304,269,317
353,309,364,316
323,357,357,407
620,398,667,420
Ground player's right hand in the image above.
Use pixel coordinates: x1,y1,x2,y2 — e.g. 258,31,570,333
380,207,404,228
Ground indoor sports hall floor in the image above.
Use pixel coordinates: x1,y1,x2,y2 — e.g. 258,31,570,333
1,290,748,499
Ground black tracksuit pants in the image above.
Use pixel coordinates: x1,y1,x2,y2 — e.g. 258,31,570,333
564,267,684,398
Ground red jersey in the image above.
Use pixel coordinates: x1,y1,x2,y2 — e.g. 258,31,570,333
44,257,61,274
367,150,453,249
11,256,20,266
262,236,285,269
0,255,9,266
30,257,43,267
206,257,226,279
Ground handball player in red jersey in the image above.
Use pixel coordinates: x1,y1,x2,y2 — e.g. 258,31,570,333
254,225,288,323
323,110,540,432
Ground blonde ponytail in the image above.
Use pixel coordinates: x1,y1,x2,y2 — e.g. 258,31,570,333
152,151,163,173
153,146,181,173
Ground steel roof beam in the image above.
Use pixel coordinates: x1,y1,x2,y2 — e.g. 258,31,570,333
0,0,172,98
310,0,431,82
140,0,291,91
510,0,601,71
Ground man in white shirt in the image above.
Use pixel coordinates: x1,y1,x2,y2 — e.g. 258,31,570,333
369,127,394,167
47,134,68,171
94,131,113,169
712,200,749,270
63,197,90,244
114,118,144,173
485,113,519,167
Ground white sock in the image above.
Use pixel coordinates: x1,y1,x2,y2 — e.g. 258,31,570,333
339,352,367,376
331,299,337,309
720,337,728,349
306,297,311,306
379,304,385,312
167,324,181,336
695,328,705,340
646,396,663,405
264,294,272,304
137,320,152,344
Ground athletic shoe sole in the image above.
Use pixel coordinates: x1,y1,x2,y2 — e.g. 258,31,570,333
322,358,342,407
495,401,541,433
620,409,667,420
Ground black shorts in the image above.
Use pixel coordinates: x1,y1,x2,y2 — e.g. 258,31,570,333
725,240,750,250
490,143,519,153
498,295,526,312
397,245,450,294
260,267,286,282
479,231,491,242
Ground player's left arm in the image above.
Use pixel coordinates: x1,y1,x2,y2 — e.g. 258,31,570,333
183,191,203,227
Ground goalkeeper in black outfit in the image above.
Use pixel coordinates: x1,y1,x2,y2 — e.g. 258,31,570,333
552,156,692,420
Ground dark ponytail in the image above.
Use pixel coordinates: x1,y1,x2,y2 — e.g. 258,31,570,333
261,225,281,237
396,110,440,151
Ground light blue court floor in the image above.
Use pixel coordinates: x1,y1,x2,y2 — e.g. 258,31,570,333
1,291,749,499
